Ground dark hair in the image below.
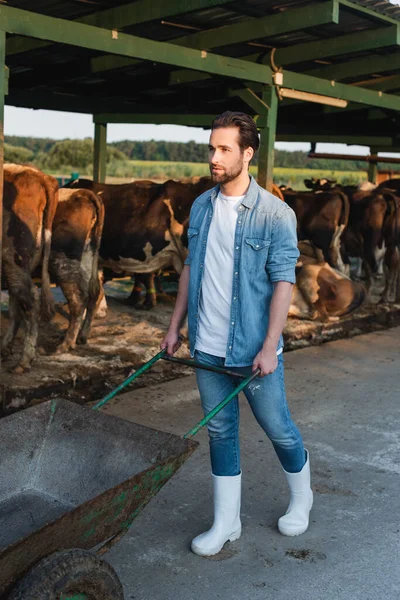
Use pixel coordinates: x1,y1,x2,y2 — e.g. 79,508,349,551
211,111,260,153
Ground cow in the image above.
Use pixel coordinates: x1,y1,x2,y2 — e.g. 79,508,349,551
304,177,337,192
283,188,350,273
341,188,399,296
289,255,366,320
1,164,58,373
49,188,105,353
379,191,400,303
376,177,400,196
65,177,213,309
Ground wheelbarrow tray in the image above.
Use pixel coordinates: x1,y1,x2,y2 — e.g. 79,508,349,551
0,398,197,597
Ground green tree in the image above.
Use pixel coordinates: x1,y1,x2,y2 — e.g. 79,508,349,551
4,143,34,164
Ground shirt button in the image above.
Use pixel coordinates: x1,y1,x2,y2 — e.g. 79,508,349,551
200,264,203,268
229,345,232,350
235,272,238,276
231,321,235,326
236,246,239,250
238,220,242,224
256,244,260,248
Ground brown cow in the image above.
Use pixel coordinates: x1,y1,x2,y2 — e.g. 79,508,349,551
65,176,213,310
1,164,58,373
283,188,350,273
289,256,366,320
49,188,105,353
341,188,399,296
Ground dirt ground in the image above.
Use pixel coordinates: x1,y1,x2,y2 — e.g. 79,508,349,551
1,278,400,414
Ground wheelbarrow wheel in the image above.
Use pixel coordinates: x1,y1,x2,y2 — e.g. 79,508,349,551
7,548,124,600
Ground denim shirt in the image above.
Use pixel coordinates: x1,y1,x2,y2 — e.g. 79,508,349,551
185,176,299,367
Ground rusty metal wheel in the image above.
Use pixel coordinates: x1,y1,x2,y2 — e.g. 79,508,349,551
7,549,124,600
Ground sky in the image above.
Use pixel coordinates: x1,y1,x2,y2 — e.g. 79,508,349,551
4,0,400,157
5,105,392,158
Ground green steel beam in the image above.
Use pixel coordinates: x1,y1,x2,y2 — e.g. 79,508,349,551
170,43,400,91
91,1,339,73
279,70,400,110
93,122,107,183
368,146,378,183
228,88,270,115
94,113,216,127
172,0,339,51
306,51,400,80
351,74,400,92
93,112,268,128
272,26,400,67
276,134,393,145
338,0,400,26
4,65,8,95
257,86,278,192
169,69,212,86
0,5,272,84
6,0,235,56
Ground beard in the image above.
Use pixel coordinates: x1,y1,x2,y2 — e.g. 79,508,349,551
210,156,244,184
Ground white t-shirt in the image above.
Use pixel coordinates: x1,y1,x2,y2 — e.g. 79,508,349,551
195,191,284,359
195,192,243,357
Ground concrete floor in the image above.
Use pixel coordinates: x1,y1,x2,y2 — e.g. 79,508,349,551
100,327,400,600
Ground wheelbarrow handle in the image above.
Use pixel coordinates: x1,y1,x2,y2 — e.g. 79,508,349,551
183,368,261,439
92,349,166,411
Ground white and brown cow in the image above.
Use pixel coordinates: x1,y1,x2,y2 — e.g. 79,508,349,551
283,188,350,274
49,188,105,353
1,164,58,373
289,255,366,321
65,176,213,311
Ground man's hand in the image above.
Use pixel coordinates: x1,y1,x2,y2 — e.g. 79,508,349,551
160,330,182,356
252,346,278,377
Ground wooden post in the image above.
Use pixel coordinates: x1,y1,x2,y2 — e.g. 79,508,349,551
0,31,5,377
93,122,107,183
368,147,378,184
257,85,278,192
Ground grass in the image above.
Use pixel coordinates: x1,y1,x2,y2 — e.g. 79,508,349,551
52,160,368,188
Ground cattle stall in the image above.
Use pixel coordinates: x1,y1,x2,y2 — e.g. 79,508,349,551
1,273,400,414
2,0,400,409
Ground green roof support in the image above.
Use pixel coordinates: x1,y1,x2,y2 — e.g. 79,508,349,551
352,74,400,93
276,134,393,145
338,0,400,26
368,147,378,183
257,86,278,193
94,114,217,127
93,122,107,184
278,70,400,110
174,0,339,51
306,51,400,81
0,5,271,85
271,26,400,67
91,0,339,74
6,0,235,56
228,88,270,115
4,65,8,96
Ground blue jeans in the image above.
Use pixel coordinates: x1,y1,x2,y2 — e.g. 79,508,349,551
194,350,305,476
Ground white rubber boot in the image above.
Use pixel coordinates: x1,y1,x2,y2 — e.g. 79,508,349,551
191,472,241,557
278,451,313,537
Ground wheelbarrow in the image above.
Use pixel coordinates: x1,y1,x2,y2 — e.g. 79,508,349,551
0,349,259,599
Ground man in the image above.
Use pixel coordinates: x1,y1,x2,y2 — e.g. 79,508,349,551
161,111,312,557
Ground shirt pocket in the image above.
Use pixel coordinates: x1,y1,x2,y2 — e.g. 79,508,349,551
243,237,271,273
